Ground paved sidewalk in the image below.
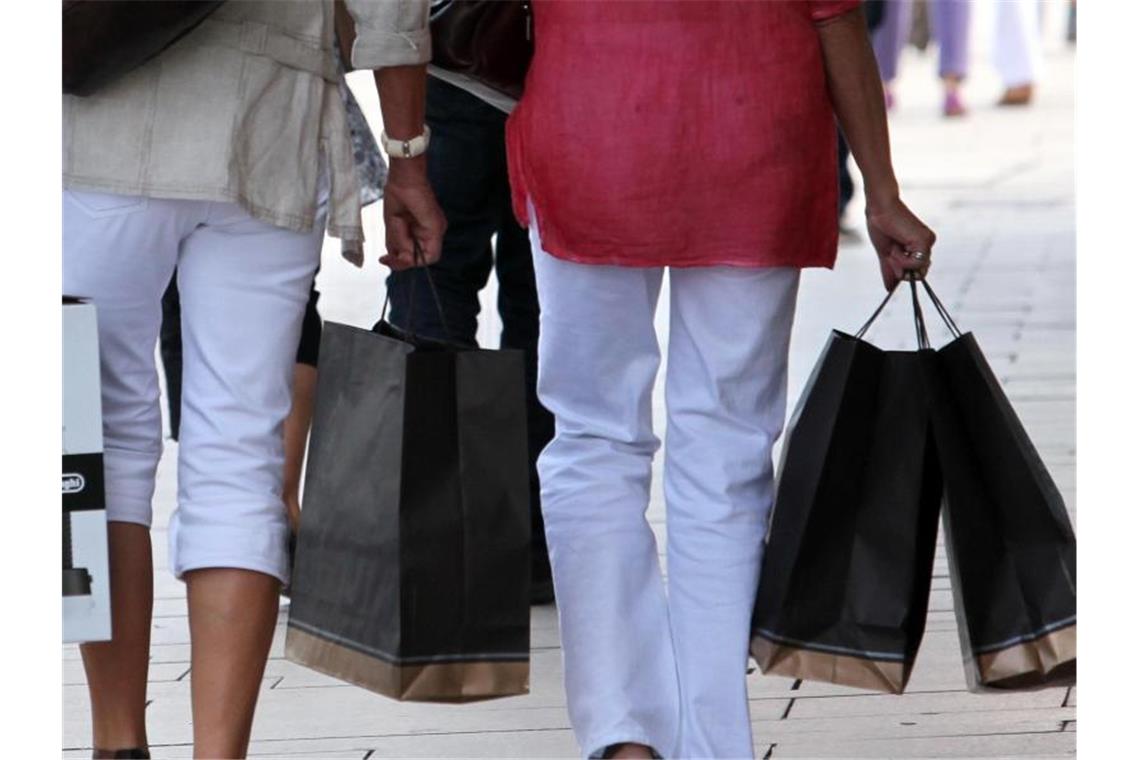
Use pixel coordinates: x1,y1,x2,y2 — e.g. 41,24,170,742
64,40,1076,760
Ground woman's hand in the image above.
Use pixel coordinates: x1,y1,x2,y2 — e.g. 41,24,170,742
380,156,447,271
866,195,936,290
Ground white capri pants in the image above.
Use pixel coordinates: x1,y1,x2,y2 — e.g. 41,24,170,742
63,190,324,583
530,223,800,759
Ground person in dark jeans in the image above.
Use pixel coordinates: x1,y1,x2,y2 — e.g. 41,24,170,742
387,77,555,605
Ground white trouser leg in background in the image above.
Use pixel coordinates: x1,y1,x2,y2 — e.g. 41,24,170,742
531,222,800,758
664,266,799,758
62,190,323,583
994,0,1044,88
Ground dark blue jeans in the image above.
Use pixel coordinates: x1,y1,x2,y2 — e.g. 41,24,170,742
387,78,553,566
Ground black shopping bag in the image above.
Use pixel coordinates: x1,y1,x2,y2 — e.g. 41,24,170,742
751,283,943,694
285,270,531,702
917,281,1076,691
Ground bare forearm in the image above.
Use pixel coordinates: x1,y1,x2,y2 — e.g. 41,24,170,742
373,65,429,178
817,10,899,209
371,63,446,268
374,65,427,141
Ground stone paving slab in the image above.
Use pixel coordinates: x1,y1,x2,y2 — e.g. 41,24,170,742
766,731,1075,759
785,689,1067,720
752,707,1073,742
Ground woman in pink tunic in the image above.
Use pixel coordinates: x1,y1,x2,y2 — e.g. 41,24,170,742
507,3,936,758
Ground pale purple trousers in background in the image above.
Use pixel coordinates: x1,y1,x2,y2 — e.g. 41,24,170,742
873,0,972,81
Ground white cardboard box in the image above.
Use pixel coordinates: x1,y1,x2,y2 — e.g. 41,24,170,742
63,299,112,643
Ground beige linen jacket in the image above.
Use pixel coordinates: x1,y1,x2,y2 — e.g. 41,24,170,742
63,0,430,247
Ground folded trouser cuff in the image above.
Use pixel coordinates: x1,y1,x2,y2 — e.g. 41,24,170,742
168,509,291,585
102,447,162,525
103,489,154,527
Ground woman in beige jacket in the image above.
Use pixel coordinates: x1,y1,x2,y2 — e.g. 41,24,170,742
63,3,443,757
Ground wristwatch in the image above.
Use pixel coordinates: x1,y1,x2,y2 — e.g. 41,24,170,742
379,126,432,159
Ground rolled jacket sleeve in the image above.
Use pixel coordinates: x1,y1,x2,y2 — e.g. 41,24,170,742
346,0,431,69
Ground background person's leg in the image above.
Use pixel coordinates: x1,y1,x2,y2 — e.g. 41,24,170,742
930,0,972,115
159,277,182,441
872,0,913,105
282,282,322,535
174,203,322,758
994,0,1044,103
495,212,556,603
931,0,972,79
837,132,855,227
64,190,189,754
663,266,800,759
531,227,677,758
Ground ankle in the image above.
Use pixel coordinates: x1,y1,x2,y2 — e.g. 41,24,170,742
91,722,147,757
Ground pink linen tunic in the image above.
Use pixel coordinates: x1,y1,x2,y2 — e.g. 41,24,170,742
507,0,861,268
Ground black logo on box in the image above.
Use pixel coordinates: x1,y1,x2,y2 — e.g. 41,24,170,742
62,453,104,512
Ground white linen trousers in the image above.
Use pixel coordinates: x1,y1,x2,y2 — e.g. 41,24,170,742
530,222,800,759
63,189,324,584
994,0,1044,88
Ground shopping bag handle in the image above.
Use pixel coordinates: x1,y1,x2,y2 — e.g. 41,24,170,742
917,278,962,339
379,239,456,344
855,276,962,348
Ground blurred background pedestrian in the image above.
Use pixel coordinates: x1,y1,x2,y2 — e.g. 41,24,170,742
874,0,972,117
995,0,1045,105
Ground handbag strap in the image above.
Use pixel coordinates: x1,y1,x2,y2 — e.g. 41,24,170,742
379,240,455,344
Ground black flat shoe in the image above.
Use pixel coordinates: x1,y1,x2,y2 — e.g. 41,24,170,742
92,749,150,759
